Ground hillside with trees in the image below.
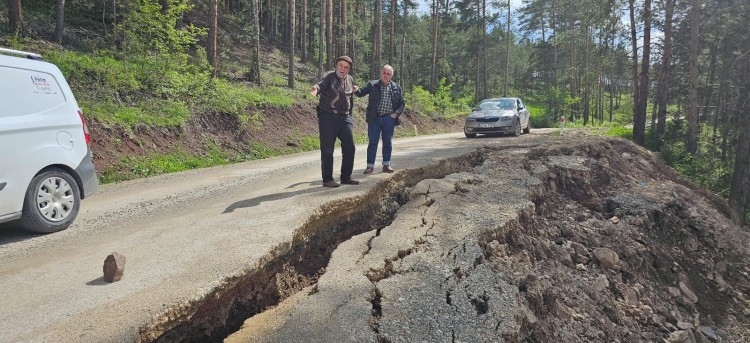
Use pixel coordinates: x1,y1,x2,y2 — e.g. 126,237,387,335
1,0,748,225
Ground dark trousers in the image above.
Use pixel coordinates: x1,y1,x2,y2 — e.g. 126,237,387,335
367,115,396,167
318,110,355,182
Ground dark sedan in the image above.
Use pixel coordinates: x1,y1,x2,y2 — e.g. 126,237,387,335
464,97,531,138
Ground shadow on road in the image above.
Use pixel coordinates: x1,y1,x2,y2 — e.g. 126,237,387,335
0,223,43,246
223,180,333,213
86,277,110,286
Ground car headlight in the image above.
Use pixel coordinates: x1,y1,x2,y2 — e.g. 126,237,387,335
500,116,513,121
466,118,476,122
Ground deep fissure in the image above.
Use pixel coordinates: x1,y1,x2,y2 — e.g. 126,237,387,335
141,151,487,343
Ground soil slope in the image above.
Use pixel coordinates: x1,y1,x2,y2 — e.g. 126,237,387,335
88,103,464,181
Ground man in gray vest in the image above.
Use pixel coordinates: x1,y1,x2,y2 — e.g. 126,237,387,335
310,56,360,187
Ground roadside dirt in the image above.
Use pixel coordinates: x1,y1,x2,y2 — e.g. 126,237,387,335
88,103,464,182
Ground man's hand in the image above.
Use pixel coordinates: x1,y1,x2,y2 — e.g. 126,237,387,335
353,85,359,93
310,86,319,96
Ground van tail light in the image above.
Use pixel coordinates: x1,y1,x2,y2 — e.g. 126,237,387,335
78,110,91,144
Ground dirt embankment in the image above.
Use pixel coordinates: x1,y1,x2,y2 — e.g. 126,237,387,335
88,104,464,181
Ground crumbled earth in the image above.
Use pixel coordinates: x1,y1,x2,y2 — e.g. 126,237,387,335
224,135,750,343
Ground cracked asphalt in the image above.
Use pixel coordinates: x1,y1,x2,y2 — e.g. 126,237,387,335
0,132,548,343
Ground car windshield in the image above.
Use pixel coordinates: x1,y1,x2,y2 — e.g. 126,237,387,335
477,99,516,111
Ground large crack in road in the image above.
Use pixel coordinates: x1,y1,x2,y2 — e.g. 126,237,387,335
129,136,750,342
141,151,488,342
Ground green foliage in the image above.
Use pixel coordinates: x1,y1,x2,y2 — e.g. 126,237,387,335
118,0,206,56
405,86,438,116
658,122,734,197
247,143,281,160
287,129,320,151
525,103,549,128
405,80,471,119
100,144,231,182
258,88,295,107
605,127,633,139
81,99,189,126
661,141,733,197
205,79,265,115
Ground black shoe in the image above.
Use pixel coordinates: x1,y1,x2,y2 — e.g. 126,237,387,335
382,166,395,173
323,180,340,187
341,179,360,185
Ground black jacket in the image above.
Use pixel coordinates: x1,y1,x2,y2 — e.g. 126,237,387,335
314,71,355,116
355,80,405,123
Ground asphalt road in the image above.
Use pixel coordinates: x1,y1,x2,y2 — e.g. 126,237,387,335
0,132,515,343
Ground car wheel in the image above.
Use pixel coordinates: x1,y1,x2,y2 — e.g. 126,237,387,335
523,119,531,134
18,168,81,233
513,119,521,136
465,132,477,138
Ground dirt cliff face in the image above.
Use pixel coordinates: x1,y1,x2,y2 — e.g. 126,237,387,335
157,133,747,343
486,137,750,342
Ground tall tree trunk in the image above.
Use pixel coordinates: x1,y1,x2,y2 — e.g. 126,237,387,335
8,0,24,36
475,0,482,102
686,0,700,153
341,0,347,56
583,24,591,126
319,0,325,75
569,21,578,120
301,0,307,63
54,0,65,44
656,0,674,138
481,0,487,99
729,50,750,225
504,0,510,97
730,129,750,226
326,0,333,66
551,0,558,119
250,0,261,84
288,0,295,88
429,0,439,93
634,0,651,146
389,0,397,64
372,0,383,77
400,2,409,90
628,0,639,109
208,0,219,78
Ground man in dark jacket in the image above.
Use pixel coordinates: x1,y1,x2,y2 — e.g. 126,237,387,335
354,64,405,174
310,56,360,187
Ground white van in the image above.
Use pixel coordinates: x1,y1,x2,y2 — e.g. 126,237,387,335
0,47,99,233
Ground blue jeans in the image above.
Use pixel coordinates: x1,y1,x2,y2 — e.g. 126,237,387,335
367,115,396,167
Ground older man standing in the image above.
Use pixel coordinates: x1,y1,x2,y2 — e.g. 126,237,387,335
355,64,405,174
310,56,360,187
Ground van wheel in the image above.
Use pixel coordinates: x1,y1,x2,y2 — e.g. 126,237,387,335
19,168,80,233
